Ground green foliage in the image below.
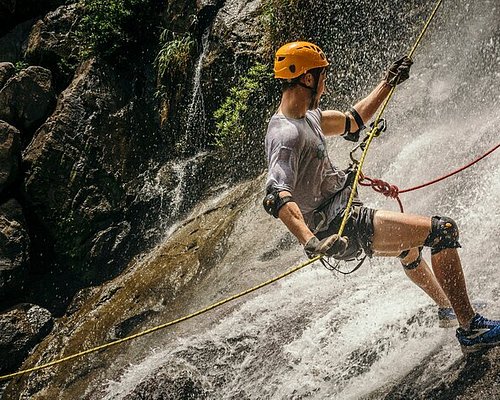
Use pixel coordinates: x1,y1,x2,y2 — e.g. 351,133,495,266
77,0,156,59
14,61,29,72
214,63,274,149
156,31,195,81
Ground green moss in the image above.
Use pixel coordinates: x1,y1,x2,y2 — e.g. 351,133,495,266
214,62,274,148
14,61,29,72
212,62,277,179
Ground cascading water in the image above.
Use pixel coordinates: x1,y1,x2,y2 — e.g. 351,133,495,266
134,28,212,241
185,29,210,152
99,1,499,398
7,1,498,399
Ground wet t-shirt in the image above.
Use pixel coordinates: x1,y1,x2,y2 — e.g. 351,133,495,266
265,109,349,232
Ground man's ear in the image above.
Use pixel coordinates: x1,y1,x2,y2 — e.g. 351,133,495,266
301,72,313,86
303,72,314,86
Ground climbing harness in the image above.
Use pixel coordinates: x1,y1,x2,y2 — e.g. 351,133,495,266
0,0,446,383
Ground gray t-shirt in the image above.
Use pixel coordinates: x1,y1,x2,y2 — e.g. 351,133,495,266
265,109,350,232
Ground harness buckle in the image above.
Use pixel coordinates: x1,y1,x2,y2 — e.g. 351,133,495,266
349,118,388,164
371,118,387,137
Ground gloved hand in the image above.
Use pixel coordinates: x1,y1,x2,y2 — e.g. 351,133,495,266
304,235,349,259
384,56,413,86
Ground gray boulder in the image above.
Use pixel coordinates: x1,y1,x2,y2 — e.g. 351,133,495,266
0,303,53,375
0,62,15,89
0,65,55,132
0,199,30,302
0,120,21,192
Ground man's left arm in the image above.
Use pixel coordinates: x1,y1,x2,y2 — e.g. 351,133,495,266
321,56,413,137
321,81,392,136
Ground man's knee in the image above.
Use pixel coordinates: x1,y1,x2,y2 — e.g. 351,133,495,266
424,216,461,255
399,247,423,270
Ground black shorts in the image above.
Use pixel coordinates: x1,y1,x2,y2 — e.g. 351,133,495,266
316,206,376,260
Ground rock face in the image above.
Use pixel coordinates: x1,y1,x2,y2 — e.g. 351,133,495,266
21,58,166,302
4,178,261,399
0,303,52,376
0,63,15,89
24,3,82,91
0,199,29,303
0,66,55,133
0,121,20,192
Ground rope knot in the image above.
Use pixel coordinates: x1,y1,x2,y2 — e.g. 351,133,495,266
360,177,400,198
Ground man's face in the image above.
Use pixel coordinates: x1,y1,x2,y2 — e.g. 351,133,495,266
317,68,328,97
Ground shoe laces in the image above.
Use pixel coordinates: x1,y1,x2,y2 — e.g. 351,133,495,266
470,313,499,330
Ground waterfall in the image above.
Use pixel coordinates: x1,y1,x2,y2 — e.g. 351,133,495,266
9,1,498,399
100,1,499,398
135,151,208,242
185,29,210,152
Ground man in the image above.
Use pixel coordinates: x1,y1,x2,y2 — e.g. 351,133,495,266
263,41,500,353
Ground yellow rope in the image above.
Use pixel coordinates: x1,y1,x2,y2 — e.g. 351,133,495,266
337,0,444,237
0,0,444,384
0,255,321,381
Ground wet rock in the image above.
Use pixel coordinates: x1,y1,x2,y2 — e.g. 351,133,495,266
26,4,81,61
123,365,208,400
0,62,15,89
65,286,98,317
0,199,30,303
6,179,260,399
0,303,53,375
0,19,35,63
25,3,82,90
110,309,159,339
21,58,164,300
0,120,20,192
0,65,55,133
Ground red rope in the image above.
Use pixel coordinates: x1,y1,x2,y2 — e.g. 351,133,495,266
359,142,500,213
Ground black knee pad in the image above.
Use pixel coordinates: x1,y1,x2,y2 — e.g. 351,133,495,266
424,216,461,255
399,247,423,270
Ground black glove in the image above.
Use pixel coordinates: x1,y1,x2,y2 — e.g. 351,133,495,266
384,56,413,86
304,235,349,259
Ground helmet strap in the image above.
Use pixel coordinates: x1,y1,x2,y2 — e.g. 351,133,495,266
297,69,322,109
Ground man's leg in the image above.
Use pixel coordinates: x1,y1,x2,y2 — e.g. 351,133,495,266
400,249,451,309
431,248,475,328
371,210,475,328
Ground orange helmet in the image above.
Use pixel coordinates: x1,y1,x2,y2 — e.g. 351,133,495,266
274,41,329,80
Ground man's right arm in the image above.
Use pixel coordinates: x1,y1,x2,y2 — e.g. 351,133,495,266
276,191,315,245
277,193,349,258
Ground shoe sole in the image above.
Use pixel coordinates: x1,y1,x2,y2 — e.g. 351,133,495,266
460,340,500,354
